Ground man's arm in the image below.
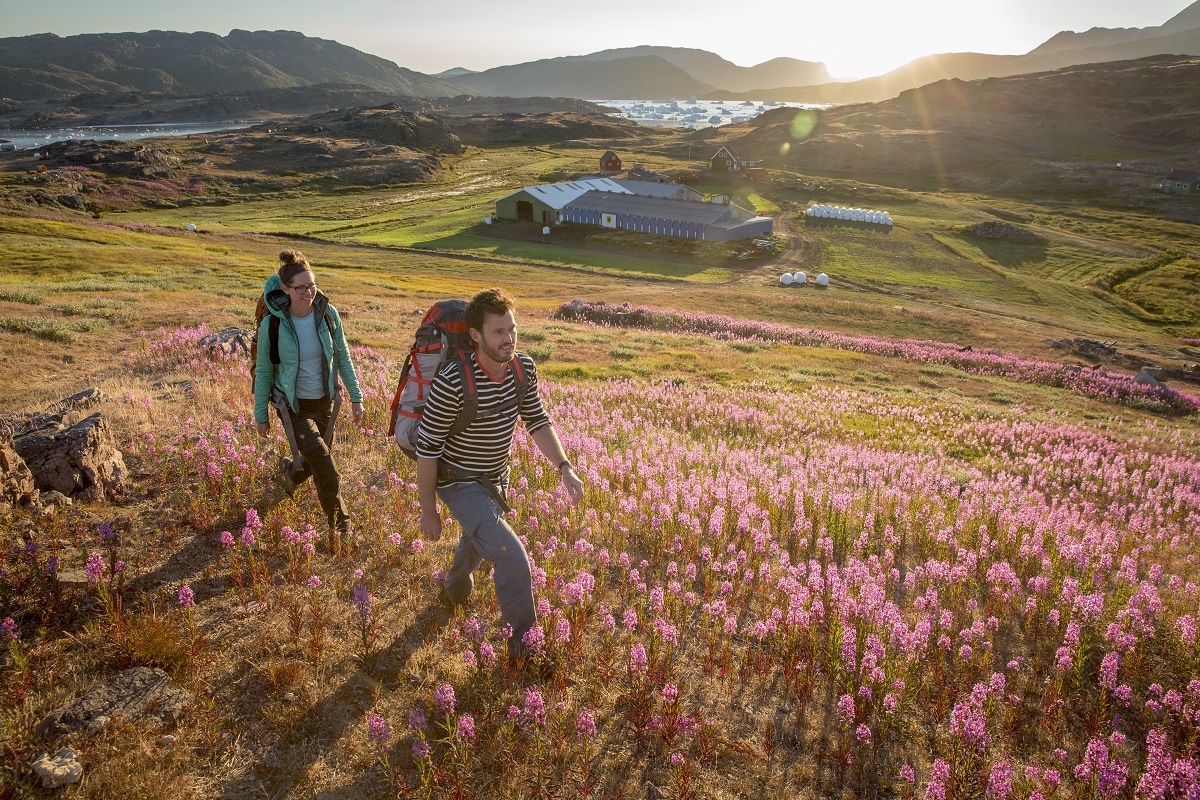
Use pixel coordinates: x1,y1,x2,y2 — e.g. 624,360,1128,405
530,424,584,505
417,456,442,541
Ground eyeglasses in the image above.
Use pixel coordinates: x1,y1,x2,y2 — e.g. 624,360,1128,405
288,281,318,295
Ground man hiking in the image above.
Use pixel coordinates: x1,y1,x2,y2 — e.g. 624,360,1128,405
416,288,584,667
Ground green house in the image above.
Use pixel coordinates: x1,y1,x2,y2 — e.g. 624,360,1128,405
1163,169,1200,195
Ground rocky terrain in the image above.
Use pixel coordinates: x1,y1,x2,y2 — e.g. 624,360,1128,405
0,87,616,130
702,55,1200,213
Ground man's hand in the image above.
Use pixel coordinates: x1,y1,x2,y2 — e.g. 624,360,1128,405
256,421,269,438
420,506,443,542
351,401,364,424
562,467,584,505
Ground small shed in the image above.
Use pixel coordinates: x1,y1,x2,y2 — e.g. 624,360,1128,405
599,150,622,174
1163,169,1200,195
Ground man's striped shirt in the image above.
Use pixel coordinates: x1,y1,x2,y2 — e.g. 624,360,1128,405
415,351,550,480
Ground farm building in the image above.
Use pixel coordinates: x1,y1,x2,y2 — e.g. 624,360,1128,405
709,145,761,171
599,150,622,173
613,179,704,202
627,163,670,182
495,177,772,240
560,191,772,241
1163,169,1200,195
494,178,632,225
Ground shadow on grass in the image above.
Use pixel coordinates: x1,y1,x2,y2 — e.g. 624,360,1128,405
218,604,447,799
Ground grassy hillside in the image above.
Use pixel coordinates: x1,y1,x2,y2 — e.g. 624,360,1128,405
2,96,1200,798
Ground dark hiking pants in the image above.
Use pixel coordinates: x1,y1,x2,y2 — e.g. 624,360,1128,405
286,396,350,531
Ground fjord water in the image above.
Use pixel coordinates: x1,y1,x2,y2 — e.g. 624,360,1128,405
0,122,254,151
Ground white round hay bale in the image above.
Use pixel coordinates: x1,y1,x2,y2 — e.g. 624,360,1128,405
793,271,807,284
484,216,492,224
542,226,551,235
806,207,815,217
816,272,830,286
186,223,197,232
780,273,794,285
837,208,848,220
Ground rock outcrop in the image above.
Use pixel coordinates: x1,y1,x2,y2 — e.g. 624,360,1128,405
9,389,125,502
36,667,193,739
0,433,38,507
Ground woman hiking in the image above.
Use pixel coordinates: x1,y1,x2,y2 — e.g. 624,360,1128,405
254,249,364,550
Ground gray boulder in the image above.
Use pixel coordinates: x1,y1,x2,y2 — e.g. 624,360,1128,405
199,326,254,357
11,389,125,501
1134,368,1162,387
31,746,83,788
36,667,193,739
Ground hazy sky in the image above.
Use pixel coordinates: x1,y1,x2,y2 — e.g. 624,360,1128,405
3,0,1194,79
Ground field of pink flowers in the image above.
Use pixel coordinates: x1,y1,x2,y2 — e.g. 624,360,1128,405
554,301,1200,417
4,316,1200,798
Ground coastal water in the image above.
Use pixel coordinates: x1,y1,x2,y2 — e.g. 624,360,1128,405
596,98,828,129
0,122,255,151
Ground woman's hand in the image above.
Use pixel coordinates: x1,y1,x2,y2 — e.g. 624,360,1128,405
351,401,364,424
256,421,269,438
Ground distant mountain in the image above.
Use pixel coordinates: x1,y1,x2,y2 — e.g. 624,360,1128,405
0,30,462,100
449,55,713,100
434,67,477,78
558,46,832,93
714,10,1200,104
1032,0,1200,54
716,55,1200,195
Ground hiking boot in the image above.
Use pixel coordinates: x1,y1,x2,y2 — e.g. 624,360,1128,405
438,588,465,614
279,456,296,497
330,519,354,553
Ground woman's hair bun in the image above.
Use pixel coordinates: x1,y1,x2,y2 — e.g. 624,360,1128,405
279,249,307,267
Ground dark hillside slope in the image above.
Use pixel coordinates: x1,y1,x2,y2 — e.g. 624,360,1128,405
711,56,1200,200
450,55,712,99
0,30,461,99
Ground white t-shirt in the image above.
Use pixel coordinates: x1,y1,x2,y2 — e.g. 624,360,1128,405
291,311,325,399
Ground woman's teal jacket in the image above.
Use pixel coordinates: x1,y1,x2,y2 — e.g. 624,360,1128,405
253,273,364,424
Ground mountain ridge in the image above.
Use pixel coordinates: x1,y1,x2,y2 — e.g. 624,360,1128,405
0,30,462,99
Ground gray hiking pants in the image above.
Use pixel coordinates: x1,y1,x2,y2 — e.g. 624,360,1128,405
437,479,536,653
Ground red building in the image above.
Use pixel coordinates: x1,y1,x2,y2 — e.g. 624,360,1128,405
599,150,622,174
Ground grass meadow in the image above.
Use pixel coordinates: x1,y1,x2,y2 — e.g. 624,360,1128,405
1,141,1199,799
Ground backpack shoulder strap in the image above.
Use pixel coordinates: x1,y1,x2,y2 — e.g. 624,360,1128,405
268,315,281,365
446,352,478,441
510,355,530,409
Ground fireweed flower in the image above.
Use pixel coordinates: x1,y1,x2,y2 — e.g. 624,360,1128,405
307,575,321,589
577,710,596,739
178,585,195,608
1,618,17,642
219,531,234,549
367,714,390,748
85,551,106,584
457,713,475,742
408,707,427,732
524,688,546,726
630,644,649,677
352,585,370,619
435,682,456,716
987,762,1013,799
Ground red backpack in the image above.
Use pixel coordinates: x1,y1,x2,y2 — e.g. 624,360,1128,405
388,300,529,459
